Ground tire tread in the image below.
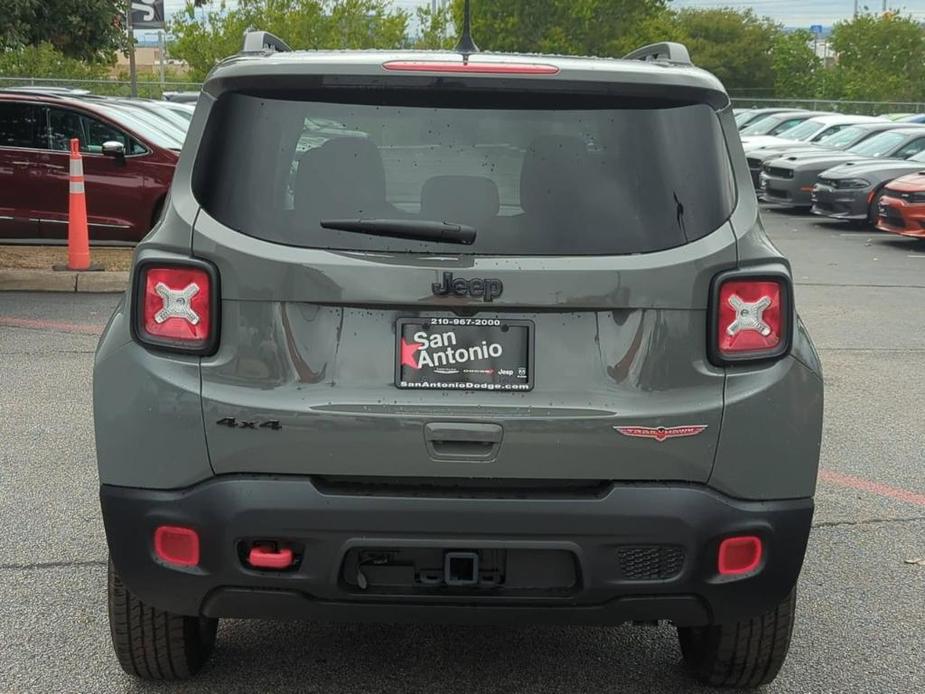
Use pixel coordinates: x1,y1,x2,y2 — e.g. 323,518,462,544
107,560,216,681
678,588,796,688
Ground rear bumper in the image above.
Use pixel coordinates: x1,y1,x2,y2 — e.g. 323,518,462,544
101,477,813,626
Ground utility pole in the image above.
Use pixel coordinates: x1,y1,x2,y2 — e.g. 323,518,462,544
125,2,137,97
853,0,858,18
158,30,166,87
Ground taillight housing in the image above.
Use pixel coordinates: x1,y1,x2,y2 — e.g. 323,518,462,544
131,259,219,355
154,525,200,568
709,270,792,365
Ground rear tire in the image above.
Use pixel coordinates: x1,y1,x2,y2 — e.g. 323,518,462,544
677,588,796,689
107,559,217,680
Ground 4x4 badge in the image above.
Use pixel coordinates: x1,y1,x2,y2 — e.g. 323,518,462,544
613,425,708,442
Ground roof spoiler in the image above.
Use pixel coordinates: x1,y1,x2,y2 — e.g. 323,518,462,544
241,30,291,54
623,42,692,66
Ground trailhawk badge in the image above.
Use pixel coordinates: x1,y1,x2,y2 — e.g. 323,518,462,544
613,425,708,442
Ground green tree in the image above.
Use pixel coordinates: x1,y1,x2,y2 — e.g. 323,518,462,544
674,9,780,93
0,0,125,63
412,3,454,50
828,13,925,102
448,0,670,57
771,30,822,98
170,0,410,81
0,42,109,80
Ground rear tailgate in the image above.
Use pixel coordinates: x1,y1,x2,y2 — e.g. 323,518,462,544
190,68,738,483
196,224,734,481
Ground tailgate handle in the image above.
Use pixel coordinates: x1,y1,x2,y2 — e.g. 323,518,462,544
424,423,503,462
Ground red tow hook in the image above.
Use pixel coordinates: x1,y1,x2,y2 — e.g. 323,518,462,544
248,543,294,570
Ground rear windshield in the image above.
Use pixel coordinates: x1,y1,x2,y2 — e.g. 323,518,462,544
779,119,825,141
817,125,865,149
847,131,904,157
194,91,734,255
741,115,802,136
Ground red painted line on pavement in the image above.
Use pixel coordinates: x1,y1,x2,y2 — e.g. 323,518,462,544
819,468,925,508
0,316,104,335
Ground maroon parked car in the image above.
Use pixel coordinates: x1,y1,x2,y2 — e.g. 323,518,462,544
0,91,185,242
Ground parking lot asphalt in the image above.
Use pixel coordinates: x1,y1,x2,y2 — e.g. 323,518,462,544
0,208,923,693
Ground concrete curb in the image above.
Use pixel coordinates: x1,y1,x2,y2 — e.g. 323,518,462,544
0,269,129,293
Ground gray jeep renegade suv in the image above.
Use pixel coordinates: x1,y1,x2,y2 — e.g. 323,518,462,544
94,32,824,688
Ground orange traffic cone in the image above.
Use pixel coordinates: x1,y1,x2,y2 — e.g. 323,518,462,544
67,138,91,271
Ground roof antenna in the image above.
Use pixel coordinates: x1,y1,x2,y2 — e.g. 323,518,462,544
454,0,479,62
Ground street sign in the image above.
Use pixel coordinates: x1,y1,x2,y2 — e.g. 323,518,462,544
810,24,824,35
131,0,165,29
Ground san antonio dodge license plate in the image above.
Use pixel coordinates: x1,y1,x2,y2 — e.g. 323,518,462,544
396,318,533,391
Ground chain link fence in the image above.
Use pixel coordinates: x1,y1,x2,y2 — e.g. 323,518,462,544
730,96,925,116
0,76,202,100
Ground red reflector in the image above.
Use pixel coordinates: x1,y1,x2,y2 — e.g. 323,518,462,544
248,544,294,570
141,266,211,343
717,536,763,575
154,526,200,567
382,60,559,75
717,279,782,354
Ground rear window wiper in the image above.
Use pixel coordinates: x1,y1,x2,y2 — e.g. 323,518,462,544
320,218,476,245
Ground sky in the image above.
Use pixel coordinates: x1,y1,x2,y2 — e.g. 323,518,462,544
158,1,925,31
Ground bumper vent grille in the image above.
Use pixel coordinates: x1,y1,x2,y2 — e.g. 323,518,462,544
617,545,685,581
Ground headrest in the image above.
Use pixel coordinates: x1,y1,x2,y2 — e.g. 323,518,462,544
420,175,500,227
520,135,591,213
295,137,386,218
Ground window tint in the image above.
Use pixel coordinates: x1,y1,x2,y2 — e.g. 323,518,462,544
894,138,925,159
0,102,44,149
848,131,905,157
810,124,847,142
47,108,83,151
734,111,752,126
47,108,145,154
781,120,824,141
740,114,804,136
817,126,864,149
769,118,805,136
194,92,735,256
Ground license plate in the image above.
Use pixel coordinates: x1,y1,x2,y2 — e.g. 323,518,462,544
396,318,533,391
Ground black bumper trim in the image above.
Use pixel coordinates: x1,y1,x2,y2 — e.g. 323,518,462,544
101,476,813,626
201,588,710,626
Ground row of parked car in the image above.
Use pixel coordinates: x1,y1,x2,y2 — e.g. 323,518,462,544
735,107,925,239
0,87,194,242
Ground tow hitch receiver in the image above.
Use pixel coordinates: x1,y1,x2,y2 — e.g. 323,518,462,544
444,551,480,586
340,547,577,595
